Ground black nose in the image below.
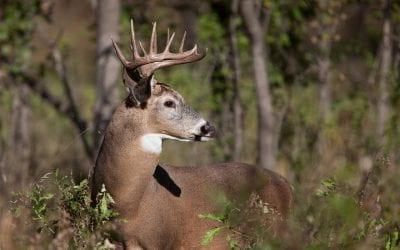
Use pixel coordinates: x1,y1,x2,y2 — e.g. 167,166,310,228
200,122,216,137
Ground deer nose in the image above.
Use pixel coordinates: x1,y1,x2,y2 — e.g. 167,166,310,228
200,122,216,137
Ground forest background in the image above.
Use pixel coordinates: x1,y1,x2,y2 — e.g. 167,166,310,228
0,0,400,249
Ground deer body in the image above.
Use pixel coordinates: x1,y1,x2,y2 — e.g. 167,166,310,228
91,21,292,249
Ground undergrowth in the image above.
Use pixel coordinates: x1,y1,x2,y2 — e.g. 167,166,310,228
200,161,400,249
11,170,119,249
8,162,400,249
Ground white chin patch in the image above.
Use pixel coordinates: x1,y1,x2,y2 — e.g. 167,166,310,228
140,133,191,154
200,137,211,141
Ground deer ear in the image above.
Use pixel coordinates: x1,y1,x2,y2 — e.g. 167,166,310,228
123,69,156,107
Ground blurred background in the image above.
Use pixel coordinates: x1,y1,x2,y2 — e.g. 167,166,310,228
0,0,399,248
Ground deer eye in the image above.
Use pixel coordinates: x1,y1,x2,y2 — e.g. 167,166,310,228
164,100,176,108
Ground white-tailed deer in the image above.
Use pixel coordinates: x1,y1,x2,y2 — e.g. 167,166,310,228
91,20,293,249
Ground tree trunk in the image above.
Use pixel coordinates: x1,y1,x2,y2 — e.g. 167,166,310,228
318,57,331,120
315,1,338,156
94,0,121,154
316,54,332,156
377,0,392,146
240,0,276,170
6,85,31,192
228,0,243,161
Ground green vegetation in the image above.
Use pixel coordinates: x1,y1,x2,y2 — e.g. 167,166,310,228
12,171,119,249
200,159,400,249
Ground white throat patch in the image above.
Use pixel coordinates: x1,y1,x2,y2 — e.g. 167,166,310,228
140,133,190,154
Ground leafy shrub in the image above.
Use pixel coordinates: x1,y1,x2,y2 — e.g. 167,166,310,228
11,170,119,249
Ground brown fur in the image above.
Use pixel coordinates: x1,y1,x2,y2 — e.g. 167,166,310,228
92,85,293,249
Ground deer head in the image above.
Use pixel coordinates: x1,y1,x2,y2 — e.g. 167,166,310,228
111,20,215,153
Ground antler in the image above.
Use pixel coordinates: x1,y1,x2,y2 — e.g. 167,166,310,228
112,20,205,78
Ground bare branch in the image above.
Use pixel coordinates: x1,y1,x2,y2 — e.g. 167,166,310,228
12,72,94,161
35,28,94,161
52,47,94,159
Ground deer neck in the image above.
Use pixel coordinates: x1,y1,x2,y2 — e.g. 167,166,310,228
96,104,162,215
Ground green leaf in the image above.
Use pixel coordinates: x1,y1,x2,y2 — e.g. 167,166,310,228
227,235,239,250
201,227,221,246
99,197,109,217
385,230,400,250
198,213,224,222
40,193,54,201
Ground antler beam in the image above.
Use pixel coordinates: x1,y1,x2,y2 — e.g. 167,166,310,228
112,20,205,77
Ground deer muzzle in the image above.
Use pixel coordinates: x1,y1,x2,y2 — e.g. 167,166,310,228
193,121,216,141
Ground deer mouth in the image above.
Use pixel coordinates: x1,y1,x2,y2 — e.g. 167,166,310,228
193,134,214,142
192,123,216,141
187,120,216,142
167,121,216,142
159,133,214,142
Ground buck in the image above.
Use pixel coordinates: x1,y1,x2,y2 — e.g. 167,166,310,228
91,20,293,249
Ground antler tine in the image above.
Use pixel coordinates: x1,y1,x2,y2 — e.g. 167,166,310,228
192,44,198,53
111,38,131,68
130,19,139,57
164,32,175,53
187,44,199,56
149,22,157,54
139,41,147,56
179,31,187,53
